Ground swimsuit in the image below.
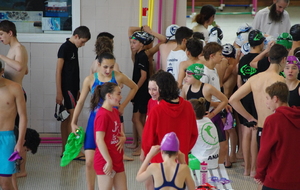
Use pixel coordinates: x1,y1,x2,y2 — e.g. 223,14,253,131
154,163,185,190
84,72,117,150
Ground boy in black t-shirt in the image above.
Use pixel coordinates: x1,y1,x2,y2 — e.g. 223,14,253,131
56,26,90,157
129,30,154,156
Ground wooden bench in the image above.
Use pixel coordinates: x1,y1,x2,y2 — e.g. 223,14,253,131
191,164,233,190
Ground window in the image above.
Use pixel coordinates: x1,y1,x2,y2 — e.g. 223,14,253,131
0,0,80,43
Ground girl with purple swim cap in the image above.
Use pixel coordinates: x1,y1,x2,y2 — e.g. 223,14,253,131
136,132,195,190
284,55,300,106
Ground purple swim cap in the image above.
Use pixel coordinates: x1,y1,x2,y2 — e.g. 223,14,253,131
287,55,300,69
160,132,179,151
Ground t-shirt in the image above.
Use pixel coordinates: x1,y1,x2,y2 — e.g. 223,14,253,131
192,24,209,41
200,66,220,106
191,117,220,169
252,7,291,37
57,38,80,91
166,50,188,81
238,53,259,84
132,50,151,103
94,107,124,174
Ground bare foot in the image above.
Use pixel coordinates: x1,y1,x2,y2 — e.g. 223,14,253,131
230,155,237,163
243,171,250,176
236,152,244,160
16,172,27,178
250,171,256,178
123,154,134,161
125,143,138,149
132,147,141,156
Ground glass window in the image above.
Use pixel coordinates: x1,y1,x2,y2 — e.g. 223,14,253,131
0,0,80,43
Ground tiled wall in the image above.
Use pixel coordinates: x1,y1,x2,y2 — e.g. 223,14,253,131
0,0,187,134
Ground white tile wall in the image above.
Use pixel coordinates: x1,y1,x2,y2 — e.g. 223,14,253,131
0,0,187,134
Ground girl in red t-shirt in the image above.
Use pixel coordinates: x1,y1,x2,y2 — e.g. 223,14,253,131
92,82,127,190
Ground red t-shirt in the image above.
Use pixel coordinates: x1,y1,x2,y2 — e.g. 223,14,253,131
94,107,124,175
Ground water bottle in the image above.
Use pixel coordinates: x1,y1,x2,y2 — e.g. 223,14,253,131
200,161,208,185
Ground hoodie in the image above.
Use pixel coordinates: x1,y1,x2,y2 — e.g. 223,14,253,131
142,97,198,163
255,106,300,190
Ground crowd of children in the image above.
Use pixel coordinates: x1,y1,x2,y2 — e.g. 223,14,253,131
1,1,300,189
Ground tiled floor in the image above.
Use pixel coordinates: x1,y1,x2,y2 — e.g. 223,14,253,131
18,144,256,190
17,5,299,190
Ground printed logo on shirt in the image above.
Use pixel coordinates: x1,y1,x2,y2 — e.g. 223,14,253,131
138,63,145,68
208,154,219,160
111,121,120,145
240,64,257,76
201,122,218,146
71,53,76,60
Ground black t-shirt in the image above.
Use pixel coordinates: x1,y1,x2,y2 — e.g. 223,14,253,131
238,53,259,84
57,38,79,91
132,50,151,102
257,57,270,73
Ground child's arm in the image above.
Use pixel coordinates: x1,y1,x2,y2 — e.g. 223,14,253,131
116,72,138,115
14,83,27,154
206,84,228,119
116,123,126,152
143,25,167,56
184,165,196,190
96,131,113,176
56,58,64,105
0,46,27,72
250,41,274,68
71,76,91,133
180,84,188,99
177,61,187,89
128,26,142,38
136,145,160,182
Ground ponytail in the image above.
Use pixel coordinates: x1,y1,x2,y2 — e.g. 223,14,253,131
90,82,118,111
189,97,206,119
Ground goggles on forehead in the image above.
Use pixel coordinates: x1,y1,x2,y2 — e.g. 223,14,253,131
185,70,205,76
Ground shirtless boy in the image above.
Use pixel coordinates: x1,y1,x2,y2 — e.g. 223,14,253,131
0,20,28,86
229,44,288,177
0,61,27,190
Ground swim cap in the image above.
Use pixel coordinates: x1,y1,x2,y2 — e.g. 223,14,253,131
290,24,300,41
263,35,275,50
160,132,179,151
241,42,250,55
166,24,179,40
209,27,223,40
287,55,300,69
248,30,265,47
186,63,205,80
131,31,154,45
235,32,249,47
236,23,252,36
276,33,293,49
222,43,236,58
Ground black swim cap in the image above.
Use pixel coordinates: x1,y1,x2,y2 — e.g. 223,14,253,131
248,30,265,47
290,24,300,41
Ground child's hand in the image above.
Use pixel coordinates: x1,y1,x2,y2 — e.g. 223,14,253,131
116,133,126,152
118,105,125,115
143,25,152,34
177,151,186,164
254,178,263,185
103,162,113,176
71,123,80,135
147,145,160,158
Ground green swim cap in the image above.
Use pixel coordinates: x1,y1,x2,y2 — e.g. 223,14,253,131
186,63,204,80
277,33,293,49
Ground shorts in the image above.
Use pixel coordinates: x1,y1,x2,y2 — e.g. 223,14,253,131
262,185,279,190
62,90,78,110
84,111,124,150
132,101,148,114
94,151,124,175
257,127,263,151
0,131,16,175
211,113,226,142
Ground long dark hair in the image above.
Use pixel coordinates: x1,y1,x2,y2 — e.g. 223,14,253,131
90,82,118,111
193,5,216,25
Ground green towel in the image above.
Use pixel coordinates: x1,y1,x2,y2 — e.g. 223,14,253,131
188,154,200,170
60,127,85,167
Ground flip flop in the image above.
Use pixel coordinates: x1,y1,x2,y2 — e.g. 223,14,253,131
224,162,233,168
73,156,85,161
